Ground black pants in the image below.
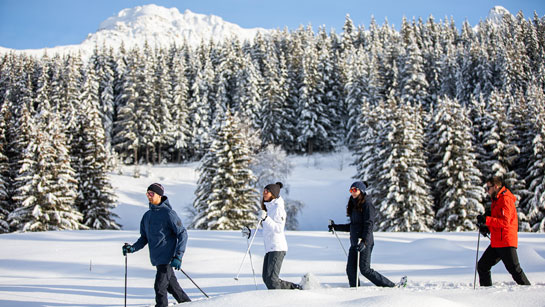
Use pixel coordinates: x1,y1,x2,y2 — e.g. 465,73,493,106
154,264,191,307
346,244,395,287
477,245,531,286
262,251,298,289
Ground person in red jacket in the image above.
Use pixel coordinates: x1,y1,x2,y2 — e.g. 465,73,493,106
476,176,531,286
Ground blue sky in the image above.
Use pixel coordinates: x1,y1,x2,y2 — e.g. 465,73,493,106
0,0,544,50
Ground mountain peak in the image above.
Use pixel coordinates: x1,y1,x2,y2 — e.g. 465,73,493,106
1,4,268,58
89,4,267,49
487,6,512,24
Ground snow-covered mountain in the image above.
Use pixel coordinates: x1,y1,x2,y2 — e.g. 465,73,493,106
487,5,512,24
91,5,268,49
0,4,269,58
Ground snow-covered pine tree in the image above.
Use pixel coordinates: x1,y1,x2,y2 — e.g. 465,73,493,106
139,43,157,164
57,55,83,143
480,89,525,203
167,46,191,163
232,52,262,132
187,55,214,159
428,96,485,231
295,29,333,154
352,98,386,186
343,47,371,149
91,43,117,156
5,78,34,225
114,48,154,165
0,98,10,233
315,27,343,150
9,73,82,232
259,44,292,148
520,85,545,232
192,110,260,230
150,48,174,164
398,24,430,108
73,66,119,230
374,94,435,232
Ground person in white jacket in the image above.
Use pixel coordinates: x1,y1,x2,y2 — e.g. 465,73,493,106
243,182,302,290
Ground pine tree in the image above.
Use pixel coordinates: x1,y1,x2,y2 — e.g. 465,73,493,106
0,98,11,233
428,97,485,231
187,55,215,159
167,46,191,163
480,90,525,203
521,85,545,232
260,44,292,147
73,66,119,230
295,29,333,154
192,110,259,230
150,48,173,164
9,72,81,232
398,28,429,108
374,95,435,232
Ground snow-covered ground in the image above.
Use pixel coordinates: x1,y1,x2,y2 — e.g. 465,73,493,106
1,151,544,306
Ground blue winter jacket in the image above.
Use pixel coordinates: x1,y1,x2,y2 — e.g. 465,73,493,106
132,197,188,266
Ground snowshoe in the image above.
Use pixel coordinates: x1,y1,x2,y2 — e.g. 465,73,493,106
396,276,408,288
299,273,321,290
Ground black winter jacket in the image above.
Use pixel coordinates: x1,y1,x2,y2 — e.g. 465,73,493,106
334,197,376,247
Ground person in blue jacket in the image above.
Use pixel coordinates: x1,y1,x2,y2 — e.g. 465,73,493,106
122,183,191,306
328,181,407,288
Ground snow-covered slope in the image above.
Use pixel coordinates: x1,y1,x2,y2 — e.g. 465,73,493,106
0,4,269,58
1,152,544,306
1,230,544,306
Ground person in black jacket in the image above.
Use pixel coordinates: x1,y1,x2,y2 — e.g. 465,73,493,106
328,181,407,288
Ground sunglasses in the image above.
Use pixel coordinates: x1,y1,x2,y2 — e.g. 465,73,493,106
349,187,359,193
146,191,155,197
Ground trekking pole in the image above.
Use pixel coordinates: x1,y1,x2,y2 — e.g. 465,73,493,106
329,219,348,257
356,239,361,290
473,230,481,290
247,239,258,289
180,269,209,298
234,219,262,280
123,244,128,307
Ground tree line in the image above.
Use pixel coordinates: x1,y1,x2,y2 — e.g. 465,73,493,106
1,11,544,232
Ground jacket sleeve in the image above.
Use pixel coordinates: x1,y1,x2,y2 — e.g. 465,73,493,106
333,223,350,232
486,197,514,229
170,211,188,260
262,203,286,234
362,200,376,246
132,215,148,251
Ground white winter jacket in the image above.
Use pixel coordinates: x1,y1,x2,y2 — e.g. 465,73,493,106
261,196,288,253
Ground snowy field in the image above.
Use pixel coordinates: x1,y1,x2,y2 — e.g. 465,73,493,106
1,151,544,306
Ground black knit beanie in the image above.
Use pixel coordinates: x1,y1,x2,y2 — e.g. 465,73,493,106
147,183,164,196
264,182,283,198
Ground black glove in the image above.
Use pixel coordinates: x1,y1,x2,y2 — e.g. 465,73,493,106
477,215,486,225
479,224,490,237
328,220,335,232
122,243,135,256
357,242,367,252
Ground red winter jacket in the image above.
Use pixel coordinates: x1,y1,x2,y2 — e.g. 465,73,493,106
485,186,518,248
